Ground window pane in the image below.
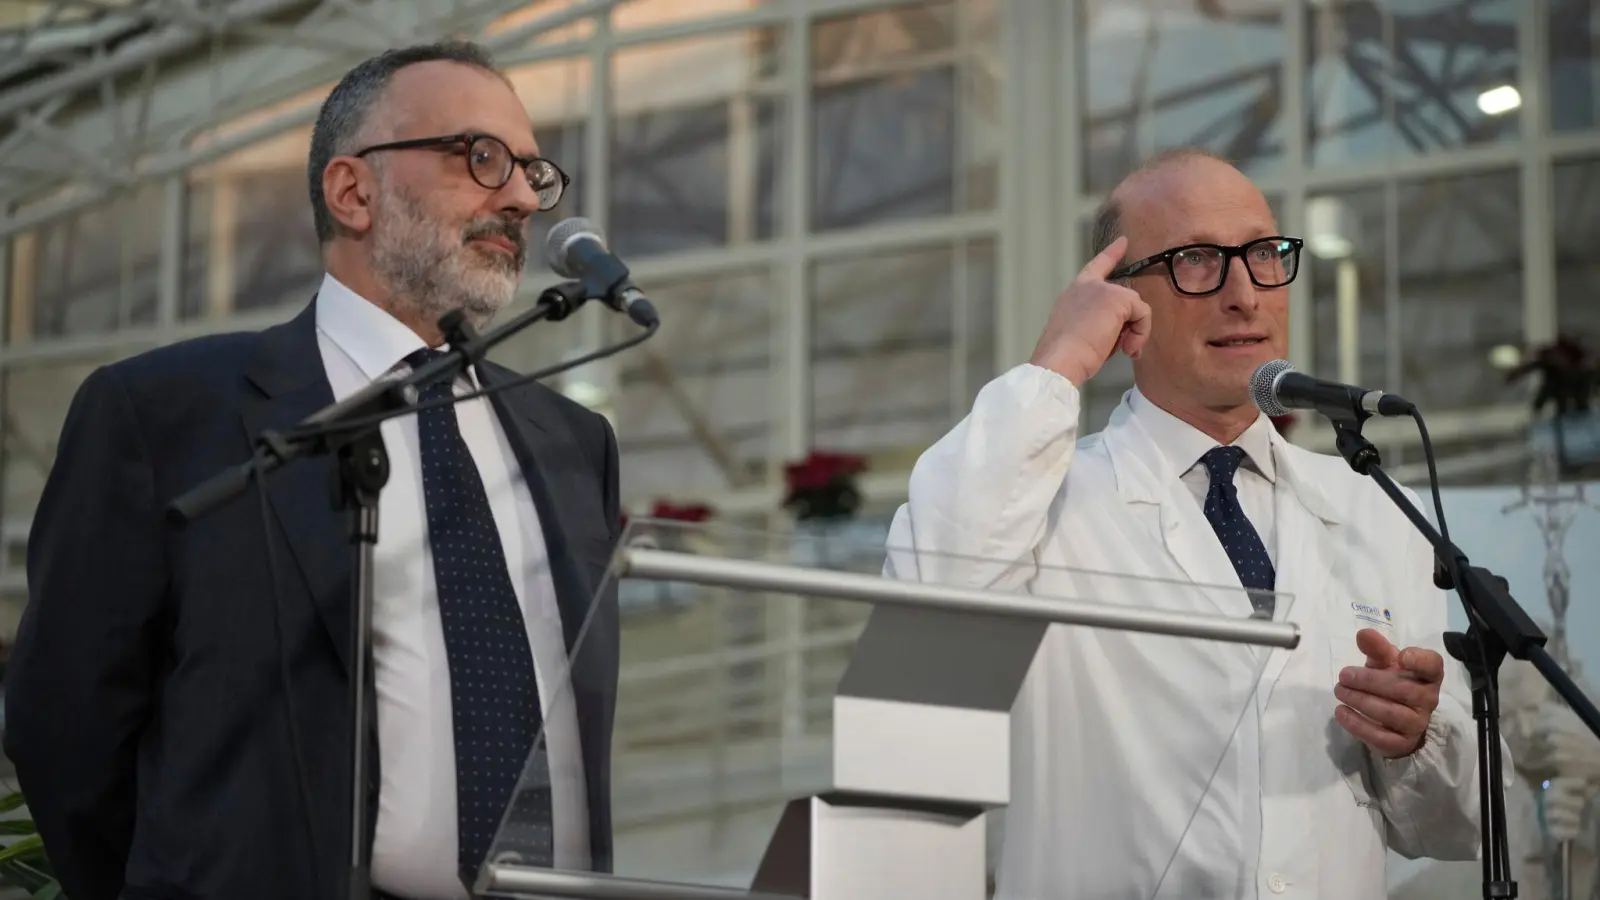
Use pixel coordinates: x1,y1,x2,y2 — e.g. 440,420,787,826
812,1,957,78
963,0,1002,211
232,170,320,313
1081,1,1285,195
1549,0,1600,131
2,353,121,525
813,70,953,229
810,0,995,229
614,0,775,31
1553,157,1600,345
186,127,319,317
811,239,997,452
1306,188,1388,387
611,30,785,257
1396,169,1522,413
610,268,775,500
1306,0,1397,163
1308,0,1519,165
11,184,162,340
482,0,596,47
1389,0,1519,151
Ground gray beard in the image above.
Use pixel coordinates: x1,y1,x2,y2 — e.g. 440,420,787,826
368,187,521,331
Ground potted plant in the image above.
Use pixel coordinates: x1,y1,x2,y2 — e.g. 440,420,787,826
0,790,59,899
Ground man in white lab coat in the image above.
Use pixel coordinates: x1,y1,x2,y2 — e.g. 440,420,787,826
885,149,1492,899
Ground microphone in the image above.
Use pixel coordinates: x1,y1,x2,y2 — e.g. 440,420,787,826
1250,359,1415,423
542,218,660,327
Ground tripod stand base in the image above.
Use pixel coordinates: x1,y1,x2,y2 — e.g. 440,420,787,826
750,795,988,900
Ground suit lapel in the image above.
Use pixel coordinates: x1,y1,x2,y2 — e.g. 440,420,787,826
476,366,596,656
235,311,603,680
239,299,354,671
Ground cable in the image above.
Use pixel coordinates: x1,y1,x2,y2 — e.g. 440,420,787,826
254,454,321,897
1410,409,1449,548
1409,406,1510,891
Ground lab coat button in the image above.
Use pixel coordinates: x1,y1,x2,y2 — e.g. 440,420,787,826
1267,873,1288,893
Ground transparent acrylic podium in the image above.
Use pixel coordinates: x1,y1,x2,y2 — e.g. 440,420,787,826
473,518,1298,900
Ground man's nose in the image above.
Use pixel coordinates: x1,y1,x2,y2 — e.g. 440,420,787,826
1221,256,1260,312
494,170,540,219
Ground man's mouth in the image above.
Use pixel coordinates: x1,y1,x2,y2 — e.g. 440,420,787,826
471,236,519,255
1208,335,1267,348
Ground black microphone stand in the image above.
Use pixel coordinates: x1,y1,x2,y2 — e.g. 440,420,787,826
166,279,622,900
1321,411,1600,900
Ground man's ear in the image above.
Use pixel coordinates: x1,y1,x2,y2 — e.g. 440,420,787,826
322,156,374,236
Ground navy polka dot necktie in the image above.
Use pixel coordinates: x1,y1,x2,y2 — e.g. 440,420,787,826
1199,446,1277,618
406,349,554,884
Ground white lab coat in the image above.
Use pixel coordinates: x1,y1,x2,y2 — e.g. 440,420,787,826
884,364,1494,900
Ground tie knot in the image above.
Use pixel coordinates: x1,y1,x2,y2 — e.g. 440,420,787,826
1201,445,1248,485
404,347,448,370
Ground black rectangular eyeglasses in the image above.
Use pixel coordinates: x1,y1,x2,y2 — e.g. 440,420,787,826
1109,236,1304,296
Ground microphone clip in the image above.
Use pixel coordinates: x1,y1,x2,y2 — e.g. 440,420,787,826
535,280,591,321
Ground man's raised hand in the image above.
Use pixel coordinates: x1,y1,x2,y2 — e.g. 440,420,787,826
1028,235,1153,386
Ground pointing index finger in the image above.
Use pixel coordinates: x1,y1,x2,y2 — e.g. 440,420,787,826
1078,235,1128,282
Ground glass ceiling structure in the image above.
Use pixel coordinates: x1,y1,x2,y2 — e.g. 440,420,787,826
0,0,613,238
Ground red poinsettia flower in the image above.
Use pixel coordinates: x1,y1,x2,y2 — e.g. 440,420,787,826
782,450,869,521
650,500,714,522
784,450,868,492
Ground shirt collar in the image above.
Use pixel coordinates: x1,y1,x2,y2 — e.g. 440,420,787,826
1127,385,1277,485
314,273,477,387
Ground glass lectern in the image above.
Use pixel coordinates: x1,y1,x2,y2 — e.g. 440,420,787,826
471,518,1298,900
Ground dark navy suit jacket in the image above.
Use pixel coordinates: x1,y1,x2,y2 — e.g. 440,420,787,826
4,298,621,900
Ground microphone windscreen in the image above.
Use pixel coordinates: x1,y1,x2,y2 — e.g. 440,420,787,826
1250,359,1294,417
543,216,604,277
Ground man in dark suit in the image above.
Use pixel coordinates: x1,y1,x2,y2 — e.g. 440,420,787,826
4,41,620,900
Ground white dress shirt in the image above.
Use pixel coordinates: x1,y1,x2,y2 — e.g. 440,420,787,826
314,275,589,900
1128,386,1279,565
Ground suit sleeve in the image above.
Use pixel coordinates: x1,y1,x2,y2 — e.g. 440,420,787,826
883,363,1081,590
1370,483,1507,860
4,365,168,900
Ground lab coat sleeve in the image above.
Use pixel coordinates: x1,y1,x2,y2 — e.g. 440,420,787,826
1370,484,1510,860
883,363,1081,592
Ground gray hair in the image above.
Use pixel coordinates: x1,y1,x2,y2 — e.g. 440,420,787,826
307,40,505,244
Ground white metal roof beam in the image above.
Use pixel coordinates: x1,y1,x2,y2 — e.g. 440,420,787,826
0,0,624,239
0,0,313,121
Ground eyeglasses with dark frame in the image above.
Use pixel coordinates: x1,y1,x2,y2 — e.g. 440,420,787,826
354,132,570,211
1109,236,1305,297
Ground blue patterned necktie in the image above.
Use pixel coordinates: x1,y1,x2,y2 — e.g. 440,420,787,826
405,349,554,885
1199,446,1277,618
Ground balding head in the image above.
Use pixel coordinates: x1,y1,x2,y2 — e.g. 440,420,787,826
1090,147,1240,261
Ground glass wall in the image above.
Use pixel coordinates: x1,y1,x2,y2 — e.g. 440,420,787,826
3,0,1599,559
0,0,1005,549
1067,0,1598,484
